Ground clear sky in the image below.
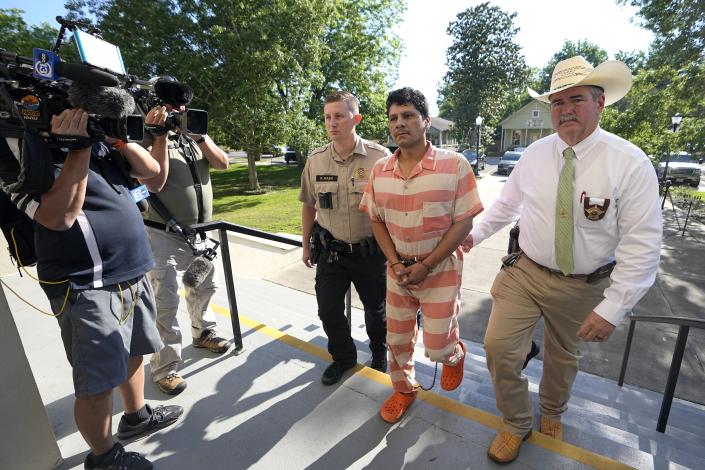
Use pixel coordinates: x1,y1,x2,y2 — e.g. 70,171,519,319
394,0,654,114
4,1,654,115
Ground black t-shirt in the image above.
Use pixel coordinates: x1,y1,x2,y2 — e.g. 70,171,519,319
32,143,154,297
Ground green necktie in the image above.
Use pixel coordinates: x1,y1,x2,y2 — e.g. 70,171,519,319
555,147,575,275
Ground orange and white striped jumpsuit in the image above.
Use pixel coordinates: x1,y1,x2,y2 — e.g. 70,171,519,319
360,144,483,393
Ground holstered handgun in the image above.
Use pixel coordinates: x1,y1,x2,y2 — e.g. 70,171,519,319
508,221,520,254
309,221,323,264
586,261,616,283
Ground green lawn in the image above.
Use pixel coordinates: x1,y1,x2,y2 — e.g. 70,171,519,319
210,163,303,234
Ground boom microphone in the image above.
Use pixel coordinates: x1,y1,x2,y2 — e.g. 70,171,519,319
56,62,119,87
68,82,135,119
183,256,214,288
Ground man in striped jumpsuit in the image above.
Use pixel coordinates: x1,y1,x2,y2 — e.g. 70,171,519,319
360,87,483,423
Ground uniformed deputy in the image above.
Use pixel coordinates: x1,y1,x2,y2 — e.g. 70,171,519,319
300,90,390,385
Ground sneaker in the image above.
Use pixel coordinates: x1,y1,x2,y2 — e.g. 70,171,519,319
321,360,356,385
157,372,187,396
84,442,152,469
117,404,184,440
193,329,229,353
370,353,387,372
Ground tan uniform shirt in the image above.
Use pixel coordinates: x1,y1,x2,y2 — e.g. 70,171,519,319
299,136,390,243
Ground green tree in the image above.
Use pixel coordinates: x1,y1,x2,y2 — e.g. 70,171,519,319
438,2,528,149
66,0,327,190
619,0,705,66
0,8,58,55
614,49,648,75
65,0,402,189
307,0,405,143
602,1,705,162
0,8,79,63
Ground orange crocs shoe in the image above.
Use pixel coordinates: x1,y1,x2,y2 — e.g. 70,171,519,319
379,391,416,424
440,341,467,391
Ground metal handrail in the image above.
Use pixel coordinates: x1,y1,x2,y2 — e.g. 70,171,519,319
618,314,705,433
190,220,303,354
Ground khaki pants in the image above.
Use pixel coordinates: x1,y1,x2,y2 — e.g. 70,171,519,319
484,254,609,436
147,227,219,382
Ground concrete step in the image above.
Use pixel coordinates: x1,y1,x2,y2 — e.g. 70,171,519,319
451,341,705,442
409,341,705,469
232,276,705,468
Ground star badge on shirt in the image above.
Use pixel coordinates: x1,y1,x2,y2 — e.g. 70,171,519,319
583,197,611,221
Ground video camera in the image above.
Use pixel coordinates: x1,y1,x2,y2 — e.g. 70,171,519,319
0,18,144,145
132,76,209,136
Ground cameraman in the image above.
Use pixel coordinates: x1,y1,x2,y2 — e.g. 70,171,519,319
140,82,229,396
5,106,183,469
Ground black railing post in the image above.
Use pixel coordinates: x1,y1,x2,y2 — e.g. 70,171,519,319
656,325,690,433
681,199,694,237
218,227,244,354
618,319,637,386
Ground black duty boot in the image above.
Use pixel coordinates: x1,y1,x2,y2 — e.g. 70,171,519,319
370,352,387,373
321,360,356,385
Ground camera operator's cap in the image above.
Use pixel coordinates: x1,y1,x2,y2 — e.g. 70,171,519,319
150,75,193,107
527,55,633,106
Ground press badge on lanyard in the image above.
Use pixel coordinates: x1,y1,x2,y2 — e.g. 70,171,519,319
130,184,150,203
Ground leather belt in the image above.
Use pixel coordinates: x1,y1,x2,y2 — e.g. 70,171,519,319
525,255,615,283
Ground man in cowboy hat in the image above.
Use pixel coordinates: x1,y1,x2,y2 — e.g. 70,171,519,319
461,56,662,463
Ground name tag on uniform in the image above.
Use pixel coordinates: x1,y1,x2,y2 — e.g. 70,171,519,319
130,184,150,203
316,175,337,182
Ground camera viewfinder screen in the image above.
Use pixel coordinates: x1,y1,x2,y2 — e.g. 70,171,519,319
74,29,127,76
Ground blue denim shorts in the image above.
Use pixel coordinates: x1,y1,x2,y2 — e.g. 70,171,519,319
50,276,162,397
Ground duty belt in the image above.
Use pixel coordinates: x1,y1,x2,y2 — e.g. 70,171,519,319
327,238,361,254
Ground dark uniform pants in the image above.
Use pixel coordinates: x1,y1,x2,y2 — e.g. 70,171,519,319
315,247,387,362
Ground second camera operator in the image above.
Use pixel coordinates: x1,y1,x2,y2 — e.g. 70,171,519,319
4,100,184,469
140,76,230,396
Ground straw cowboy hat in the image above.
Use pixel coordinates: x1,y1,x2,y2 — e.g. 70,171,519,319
527,55,633,106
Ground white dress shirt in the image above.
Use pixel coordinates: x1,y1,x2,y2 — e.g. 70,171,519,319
471,127,662,325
